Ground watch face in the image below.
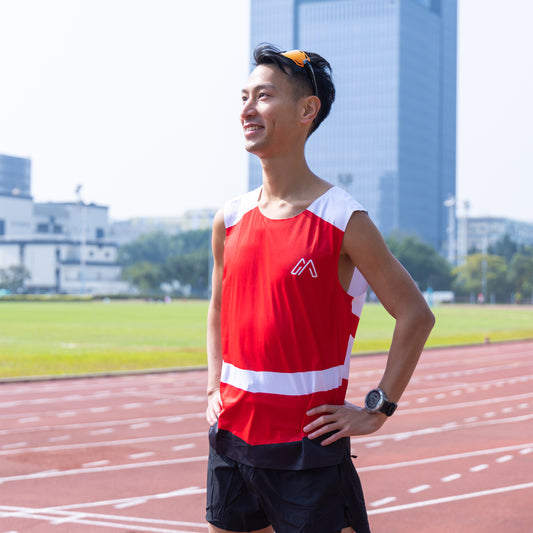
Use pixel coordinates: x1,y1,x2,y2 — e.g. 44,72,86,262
366,389,383,410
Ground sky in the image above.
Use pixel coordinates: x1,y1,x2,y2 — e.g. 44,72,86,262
0,0,532,223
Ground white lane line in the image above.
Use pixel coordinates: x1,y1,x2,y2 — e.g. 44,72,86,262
441,474,462,482
2,442,27,450
56,411,77,418
18,417,40,423
393,433,412,441
351,414,533,446
50,511,87,525
172,443,196,452
519,448,532,455
164,416,185,423
41,487,207,512
82,460,110,468
130,423,150,429
367,482,533,515
406,372,533,397
129,452,155,459
122,403,142,409
89,428,114,436
470,464,489,472
0,455,208,484
0,503,208,531
0,512,200,533
399,392,533,414
408,485,431,494
0,412,203,431
49,435,71,442
0,432,204,456
495,455,513,463
357,443,533,472
370,497,397,508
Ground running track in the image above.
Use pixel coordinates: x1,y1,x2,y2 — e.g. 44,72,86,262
1,340,532,532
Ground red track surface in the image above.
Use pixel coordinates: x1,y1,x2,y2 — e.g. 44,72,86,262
1,340,532,532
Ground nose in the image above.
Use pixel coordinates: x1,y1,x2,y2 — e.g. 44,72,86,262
240,98,256,122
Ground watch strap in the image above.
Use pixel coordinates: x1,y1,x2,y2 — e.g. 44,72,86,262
380,400,397,416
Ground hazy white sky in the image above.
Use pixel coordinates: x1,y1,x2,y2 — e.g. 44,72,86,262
0,0,532,222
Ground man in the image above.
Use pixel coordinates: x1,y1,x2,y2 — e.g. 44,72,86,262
206,43,435,533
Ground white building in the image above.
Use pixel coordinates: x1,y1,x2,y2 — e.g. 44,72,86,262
0,170,127,294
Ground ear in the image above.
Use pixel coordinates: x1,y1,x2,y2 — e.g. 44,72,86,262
300,95,321,127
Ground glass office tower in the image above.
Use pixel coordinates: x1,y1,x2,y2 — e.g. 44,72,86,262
248,0,457,252
0,154,32,198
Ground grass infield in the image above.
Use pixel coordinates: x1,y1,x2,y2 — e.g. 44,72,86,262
1,301,532,379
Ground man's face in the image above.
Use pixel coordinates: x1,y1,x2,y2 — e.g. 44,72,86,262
240,64,304,157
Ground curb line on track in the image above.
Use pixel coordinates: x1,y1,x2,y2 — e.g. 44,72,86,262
1,338,531,384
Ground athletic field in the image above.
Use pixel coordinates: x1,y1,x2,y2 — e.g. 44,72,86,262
1,301,532,379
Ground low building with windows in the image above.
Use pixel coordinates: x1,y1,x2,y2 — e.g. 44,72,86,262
0,154,127,294
456,215,533,262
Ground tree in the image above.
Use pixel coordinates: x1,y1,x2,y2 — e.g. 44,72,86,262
0,265,31,293
121,261,164,293
386,235,453,290
507,253,533,302
452,254,510,301
118,229,211,295
488,234,518,263
162,248,209,297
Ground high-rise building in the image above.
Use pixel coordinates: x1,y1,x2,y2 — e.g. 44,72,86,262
249,0,457,252
0,154,32,198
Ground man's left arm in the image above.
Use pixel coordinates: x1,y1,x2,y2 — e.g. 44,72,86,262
304,211,435,445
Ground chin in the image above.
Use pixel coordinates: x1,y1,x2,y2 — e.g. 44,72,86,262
243,140,265,156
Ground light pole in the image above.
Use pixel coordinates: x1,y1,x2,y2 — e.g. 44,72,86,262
75,185,86,295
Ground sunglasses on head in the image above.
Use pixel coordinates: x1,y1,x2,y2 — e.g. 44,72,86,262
281,50,318,97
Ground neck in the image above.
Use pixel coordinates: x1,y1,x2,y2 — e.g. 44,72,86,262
259,153,316,200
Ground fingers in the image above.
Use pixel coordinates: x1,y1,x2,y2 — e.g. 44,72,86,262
206,392,222,426
303,405,345,442
304,402,378,444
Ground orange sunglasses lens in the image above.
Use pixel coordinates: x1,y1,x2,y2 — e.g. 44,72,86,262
281,50,310,68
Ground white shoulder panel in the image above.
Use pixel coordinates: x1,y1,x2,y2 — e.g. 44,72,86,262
306,186,366,232
224,188,261,229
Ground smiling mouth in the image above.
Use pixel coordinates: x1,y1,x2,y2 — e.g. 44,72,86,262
244,125,263,132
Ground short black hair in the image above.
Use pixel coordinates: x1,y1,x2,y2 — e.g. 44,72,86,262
253,43,335,136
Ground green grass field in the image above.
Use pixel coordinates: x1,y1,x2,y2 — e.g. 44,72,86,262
1,301,532,379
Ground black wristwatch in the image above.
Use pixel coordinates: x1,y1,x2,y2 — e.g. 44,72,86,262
365,388,397,416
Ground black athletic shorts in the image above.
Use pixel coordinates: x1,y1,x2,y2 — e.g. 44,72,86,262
206,445,371,533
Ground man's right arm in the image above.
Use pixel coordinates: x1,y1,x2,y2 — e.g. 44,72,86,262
206,208,226,426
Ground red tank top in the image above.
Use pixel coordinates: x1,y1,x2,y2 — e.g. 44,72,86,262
211,186,368,469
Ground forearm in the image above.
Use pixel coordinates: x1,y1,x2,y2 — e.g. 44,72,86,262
206,303,223,395
378,303,435,403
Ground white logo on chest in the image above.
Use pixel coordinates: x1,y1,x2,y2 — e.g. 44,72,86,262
291,258,318,278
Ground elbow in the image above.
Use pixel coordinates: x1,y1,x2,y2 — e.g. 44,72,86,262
402,298,434,337
419,304,435,335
